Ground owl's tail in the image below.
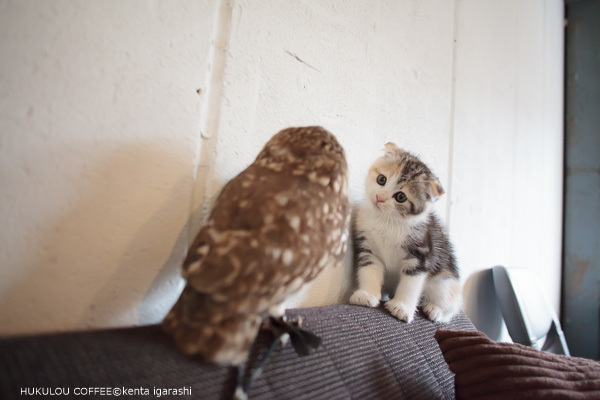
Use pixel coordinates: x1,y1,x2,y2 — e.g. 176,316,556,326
162,285,262,366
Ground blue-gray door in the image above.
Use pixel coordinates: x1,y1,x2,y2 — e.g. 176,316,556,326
563,0,600,361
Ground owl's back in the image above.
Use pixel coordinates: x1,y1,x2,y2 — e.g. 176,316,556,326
163,126,350,365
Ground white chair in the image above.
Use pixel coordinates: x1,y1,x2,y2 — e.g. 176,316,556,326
492,265,570,355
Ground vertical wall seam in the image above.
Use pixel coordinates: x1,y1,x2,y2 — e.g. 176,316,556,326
559,0,568,319
188,0,234,244
446,0,460,230
197,0,233,142
510,7,519,267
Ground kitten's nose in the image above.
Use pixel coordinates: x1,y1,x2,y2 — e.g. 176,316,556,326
376,194,386,203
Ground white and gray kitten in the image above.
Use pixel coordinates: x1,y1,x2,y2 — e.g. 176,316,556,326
349,143,461,323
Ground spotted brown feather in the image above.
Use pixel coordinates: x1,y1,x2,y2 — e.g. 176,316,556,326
162,126,350,365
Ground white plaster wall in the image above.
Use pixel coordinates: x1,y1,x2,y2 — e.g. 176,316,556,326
0,0,218,334
449,0,564,338
0,0,564,336
199,0,456,307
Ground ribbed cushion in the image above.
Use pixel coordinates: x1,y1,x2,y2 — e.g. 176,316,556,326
435,329,600,400
1,305,474,399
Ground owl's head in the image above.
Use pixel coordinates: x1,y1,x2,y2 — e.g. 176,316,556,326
256,126,347,176
365,143,443,218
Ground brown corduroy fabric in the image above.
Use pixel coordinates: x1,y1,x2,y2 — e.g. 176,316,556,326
434,329,600,400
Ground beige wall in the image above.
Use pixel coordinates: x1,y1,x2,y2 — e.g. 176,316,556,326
0,0,564,335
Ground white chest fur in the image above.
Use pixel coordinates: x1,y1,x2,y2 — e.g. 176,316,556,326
356,202,430,272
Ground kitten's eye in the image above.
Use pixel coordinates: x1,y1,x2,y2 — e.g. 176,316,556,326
393,192,407,203
376,174,387,186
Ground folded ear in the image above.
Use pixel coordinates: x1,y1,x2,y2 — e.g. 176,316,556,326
383,142,403,157
428,178,445,201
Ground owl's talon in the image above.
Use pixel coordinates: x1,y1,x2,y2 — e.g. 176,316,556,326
279,332,290,346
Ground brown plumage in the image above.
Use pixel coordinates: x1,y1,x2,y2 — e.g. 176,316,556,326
162,126,350,365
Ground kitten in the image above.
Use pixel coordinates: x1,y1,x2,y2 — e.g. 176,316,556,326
349,143,461,323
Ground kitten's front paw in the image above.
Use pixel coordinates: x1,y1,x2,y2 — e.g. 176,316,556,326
385,300,415,323
422,302,453,323
349,290,380,308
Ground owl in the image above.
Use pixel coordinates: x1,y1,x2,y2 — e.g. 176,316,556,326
163,126,350,365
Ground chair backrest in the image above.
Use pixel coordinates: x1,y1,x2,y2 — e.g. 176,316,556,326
492,265,570,355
